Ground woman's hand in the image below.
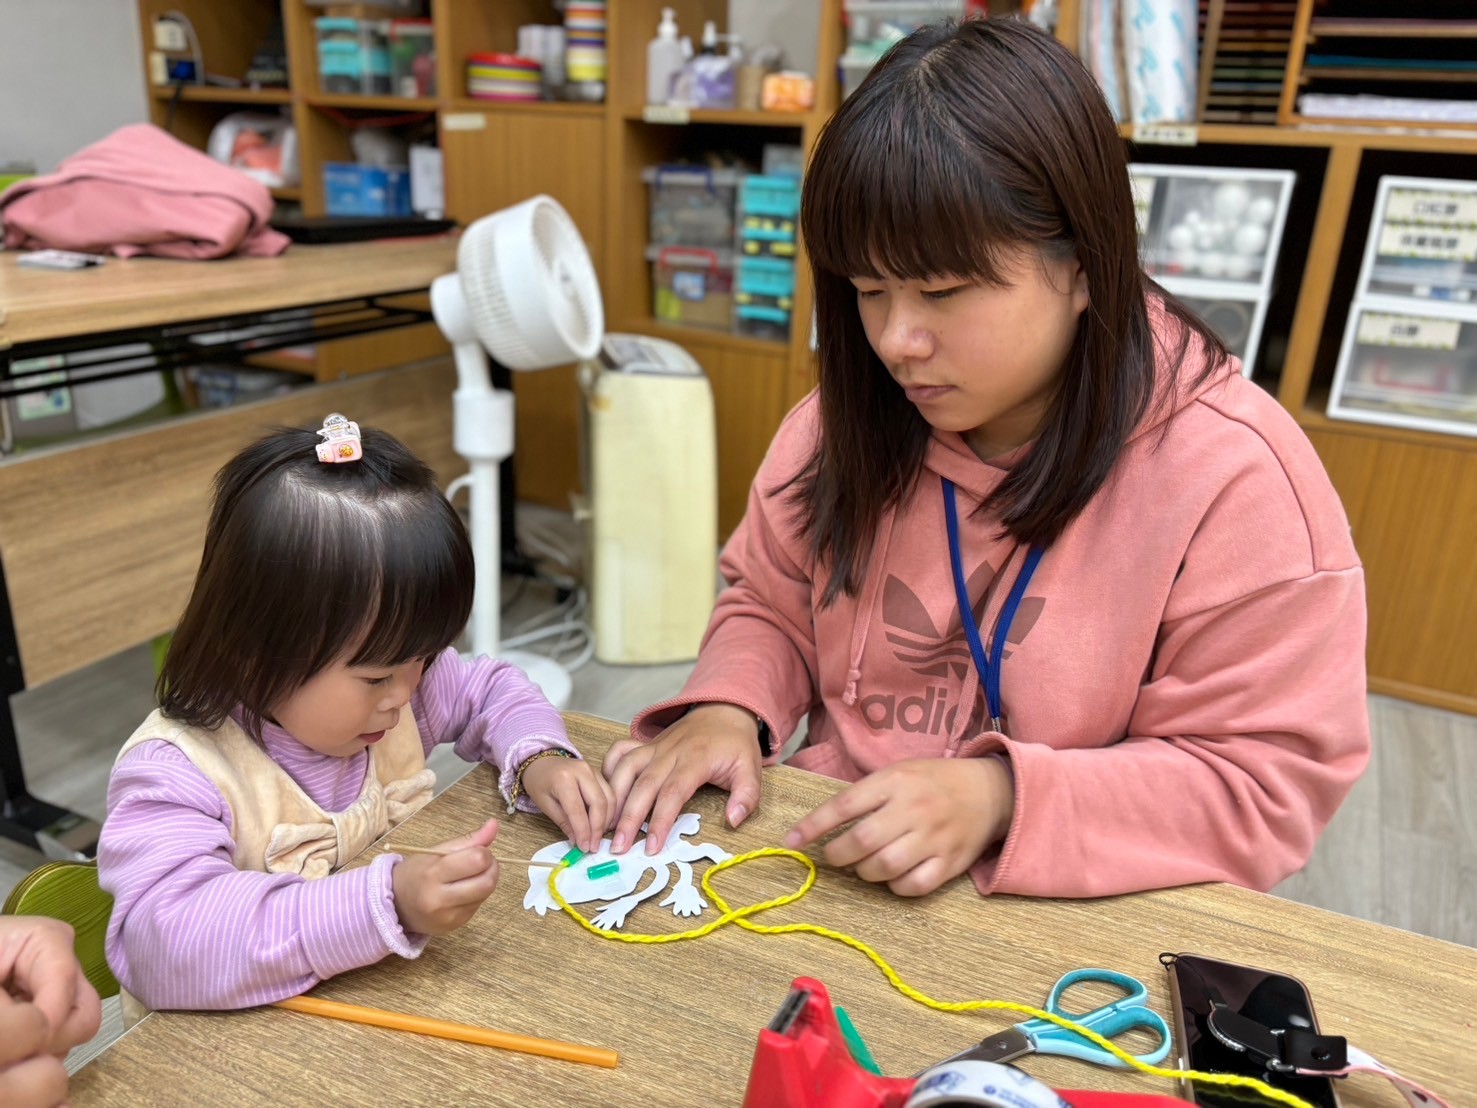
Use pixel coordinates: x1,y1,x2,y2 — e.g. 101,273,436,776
784,757,1015,896
520,754,616,854
603,704,765,855
0,914,103,1108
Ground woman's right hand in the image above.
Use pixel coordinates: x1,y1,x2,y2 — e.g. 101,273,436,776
391,818,500,936
603,703,765,855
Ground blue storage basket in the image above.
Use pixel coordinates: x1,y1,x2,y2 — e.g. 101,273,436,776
740,174,801,219
738,257,796,298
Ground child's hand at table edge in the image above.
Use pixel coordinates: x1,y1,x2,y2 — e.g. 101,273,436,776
520,754,616,855
392,818,500,934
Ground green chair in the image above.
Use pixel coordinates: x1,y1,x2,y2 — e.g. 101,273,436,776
2,861,119,999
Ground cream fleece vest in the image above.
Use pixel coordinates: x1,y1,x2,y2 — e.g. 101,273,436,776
116,708,435,878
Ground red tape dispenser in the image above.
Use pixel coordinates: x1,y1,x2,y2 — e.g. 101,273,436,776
742,978,1186,1108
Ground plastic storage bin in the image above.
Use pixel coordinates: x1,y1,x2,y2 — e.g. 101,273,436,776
739,174,799,259
188,366,303,410
649,246,735,332
736,257,795,341
389,19,436,98
740,175,801,219
1179,297,1254,362
1327,305,1477,436
1129,164,1295,376
1327,176,1477,437
324,163,412,217
1133,168,1292,287
840,1,965,98
845,1,966,52
644,166,740,249
840,56,874,100
315,17,392,95
1357,177,1477,303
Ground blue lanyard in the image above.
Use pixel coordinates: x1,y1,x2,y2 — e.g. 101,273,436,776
942,477,1045,733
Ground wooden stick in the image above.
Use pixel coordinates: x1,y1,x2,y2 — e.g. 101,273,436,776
273,995,619,1069
384,842,557,867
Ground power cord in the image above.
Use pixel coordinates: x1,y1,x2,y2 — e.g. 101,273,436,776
161,11,205,85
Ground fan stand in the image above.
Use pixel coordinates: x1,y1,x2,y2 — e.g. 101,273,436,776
433,273,574,710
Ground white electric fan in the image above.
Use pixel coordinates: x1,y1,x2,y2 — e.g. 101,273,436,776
430,196,604,709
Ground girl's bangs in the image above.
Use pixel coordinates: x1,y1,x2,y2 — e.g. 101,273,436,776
804,88,1018,285
348,506,473,668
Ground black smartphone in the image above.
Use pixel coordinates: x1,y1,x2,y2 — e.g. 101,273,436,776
1163,952,1339,1108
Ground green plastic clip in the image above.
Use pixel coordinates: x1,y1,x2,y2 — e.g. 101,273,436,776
559,847,586,868
834,1005,884,1077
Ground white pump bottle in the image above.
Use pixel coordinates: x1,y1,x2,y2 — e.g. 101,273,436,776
647,7,685,106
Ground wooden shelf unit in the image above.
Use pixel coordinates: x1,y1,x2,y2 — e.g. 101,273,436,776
1309,19,1477,40
1125,1,1477,713
1281,0,1477,131
135,0,1477,711
134,0,831,543
150,85,294,105
305,93,440,111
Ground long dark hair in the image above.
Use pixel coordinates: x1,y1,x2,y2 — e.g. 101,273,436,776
159,423,474,739
798,17,1226,603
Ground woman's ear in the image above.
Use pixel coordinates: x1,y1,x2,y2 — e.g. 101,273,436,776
1071,258,1090,315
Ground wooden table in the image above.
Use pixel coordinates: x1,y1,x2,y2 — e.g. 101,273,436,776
70,715,1473,1106
0,237,458,857
0,238,456,350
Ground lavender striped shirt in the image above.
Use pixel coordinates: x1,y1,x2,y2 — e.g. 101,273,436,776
97,648,575,1011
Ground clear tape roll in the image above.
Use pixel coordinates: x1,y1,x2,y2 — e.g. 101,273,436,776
907,1060,1073,1108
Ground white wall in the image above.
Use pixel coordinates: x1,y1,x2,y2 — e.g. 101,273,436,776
0,0,148,173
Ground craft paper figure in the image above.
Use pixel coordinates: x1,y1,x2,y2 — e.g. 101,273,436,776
522,812,732,930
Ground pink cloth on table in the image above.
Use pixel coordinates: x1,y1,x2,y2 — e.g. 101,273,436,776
0,123,289,259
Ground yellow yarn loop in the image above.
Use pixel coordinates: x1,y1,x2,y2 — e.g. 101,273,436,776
548,847,1312,1108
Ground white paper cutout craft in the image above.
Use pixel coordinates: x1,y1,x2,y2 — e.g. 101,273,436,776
522,812,732,931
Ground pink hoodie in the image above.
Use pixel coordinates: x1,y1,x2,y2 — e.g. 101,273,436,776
633,320,1370,899
0,123,288,259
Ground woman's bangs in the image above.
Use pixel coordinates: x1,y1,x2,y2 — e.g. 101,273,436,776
805,90,1016,285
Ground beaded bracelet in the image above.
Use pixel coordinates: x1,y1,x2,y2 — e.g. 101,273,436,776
505,748,574,813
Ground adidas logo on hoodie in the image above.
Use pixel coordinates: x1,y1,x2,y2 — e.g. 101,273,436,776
859,564,1044,734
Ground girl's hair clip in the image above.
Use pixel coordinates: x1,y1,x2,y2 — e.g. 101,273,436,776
315,413,363,464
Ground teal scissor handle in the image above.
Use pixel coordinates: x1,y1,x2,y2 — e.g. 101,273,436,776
1018,968,1172,1068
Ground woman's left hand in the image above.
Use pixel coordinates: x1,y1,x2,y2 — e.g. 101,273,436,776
520,755,616,855
783,758,1015,897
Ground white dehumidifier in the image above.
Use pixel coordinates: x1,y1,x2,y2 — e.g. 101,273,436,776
578,334,718,665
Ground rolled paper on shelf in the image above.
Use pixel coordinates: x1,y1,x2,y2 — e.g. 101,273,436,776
1122,0,1198,124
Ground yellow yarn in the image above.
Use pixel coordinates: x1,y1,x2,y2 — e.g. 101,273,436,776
547,847,1314,1108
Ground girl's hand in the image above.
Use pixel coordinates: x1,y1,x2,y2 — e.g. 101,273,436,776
783,758,1015,897
392,818,500,935
602,703,764,856
519,754,615,855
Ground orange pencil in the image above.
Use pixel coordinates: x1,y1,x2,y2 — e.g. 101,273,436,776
274,995,619,1068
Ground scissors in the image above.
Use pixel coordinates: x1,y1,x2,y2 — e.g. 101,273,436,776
931,969,1171,1071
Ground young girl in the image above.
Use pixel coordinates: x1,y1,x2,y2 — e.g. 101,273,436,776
98,416,612,1011
604,19,1370,900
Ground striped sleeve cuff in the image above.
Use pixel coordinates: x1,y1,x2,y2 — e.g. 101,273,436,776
297,855,425,977
499,735,582,813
